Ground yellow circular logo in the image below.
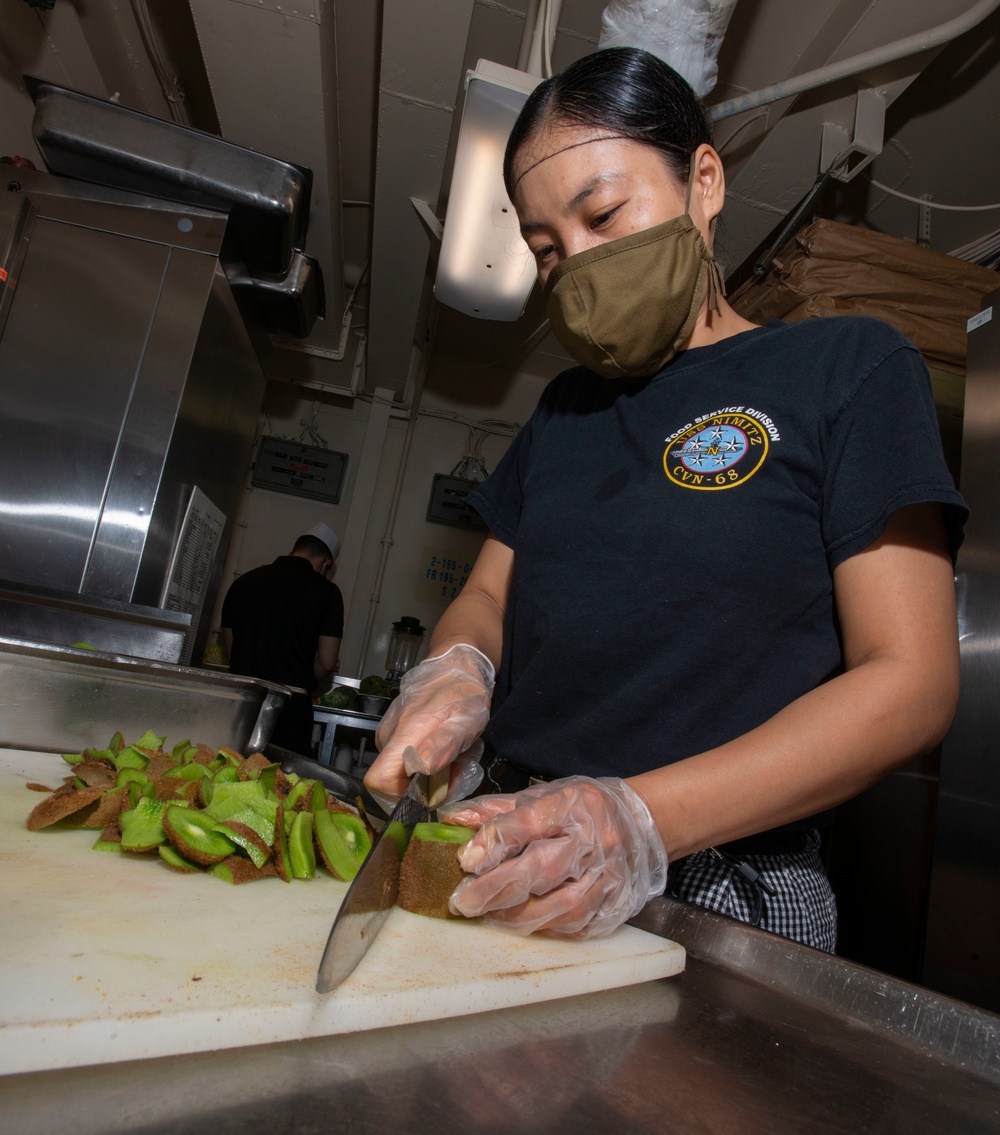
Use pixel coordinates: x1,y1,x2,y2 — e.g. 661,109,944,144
663,411,770,490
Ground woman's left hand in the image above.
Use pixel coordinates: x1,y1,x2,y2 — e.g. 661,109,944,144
439,776,669,938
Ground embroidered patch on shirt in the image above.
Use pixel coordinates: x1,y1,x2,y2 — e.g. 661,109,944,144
663,408,778,490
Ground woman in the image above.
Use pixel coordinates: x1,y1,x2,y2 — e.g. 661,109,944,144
365,48,967,950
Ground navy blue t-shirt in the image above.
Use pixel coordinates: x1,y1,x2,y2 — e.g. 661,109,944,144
467,317,968,788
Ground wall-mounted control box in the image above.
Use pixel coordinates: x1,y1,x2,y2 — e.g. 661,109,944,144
252,436,348,503
426,474,487,531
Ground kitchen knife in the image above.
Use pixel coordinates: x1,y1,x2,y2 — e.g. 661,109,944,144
261,741,388,822
315,752,448,993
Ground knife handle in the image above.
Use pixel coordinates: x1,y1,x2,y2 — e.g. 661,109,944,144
401,746,451,810
425,768,450,809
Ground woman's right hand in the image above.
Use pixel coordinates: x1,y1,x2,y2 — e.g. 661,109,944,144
364,643,495,802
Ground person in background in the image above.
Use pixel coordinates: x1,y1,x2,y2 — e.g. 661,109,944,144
221,526,344,755
364,47,967,950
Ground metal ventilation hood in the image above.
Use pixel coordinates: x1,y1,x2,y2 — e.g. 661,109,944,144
26,75,325,341
186,0,346,358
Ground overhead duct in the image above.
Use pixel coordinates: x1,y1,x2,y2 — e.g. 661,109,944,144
598,0,741,98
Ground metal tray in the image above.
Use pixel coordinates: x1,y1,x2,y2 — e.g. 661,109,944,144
0,578,191,663
0,637,290,756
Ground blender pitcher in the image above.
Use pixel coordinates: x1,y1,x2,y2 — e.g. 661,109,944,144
385,616,426,688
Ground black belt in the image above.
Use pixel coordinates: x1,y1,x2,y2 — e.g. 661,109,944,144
482,757,555,795
719,829,815,857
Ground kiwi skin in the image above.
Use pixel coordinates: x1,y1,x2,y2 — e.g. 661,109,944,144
397,823,473,919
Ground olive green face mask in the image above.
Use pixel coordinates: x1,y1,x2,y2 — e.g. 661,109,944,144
543,212,725,379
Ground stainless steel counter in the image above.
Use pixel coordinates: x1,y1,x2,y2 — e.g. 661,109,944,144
3,896,998,1133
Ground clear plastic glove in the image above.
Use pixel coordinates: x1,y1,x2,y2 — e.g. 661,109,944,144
364,644,495,803
440,776,668,939
365,749,486,818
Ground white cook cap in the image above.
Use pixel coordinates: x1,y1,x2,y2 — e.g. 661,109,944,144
307,521,340,561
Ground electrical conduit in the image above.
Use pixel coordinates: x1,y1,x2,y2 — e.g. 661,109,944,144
707,0,1000,121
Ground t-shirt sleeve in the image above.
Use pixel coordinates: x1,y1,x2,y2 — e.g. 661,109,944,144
467,373,578,543
220,580,240,629
821,339,968,567
466,407,542,546
320,583,345,638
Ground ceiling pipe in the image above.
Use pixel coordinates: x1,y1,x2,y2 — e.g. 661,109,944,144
523,0,563,78
708,0,1000,121
354,315,438,675
517,0,543,71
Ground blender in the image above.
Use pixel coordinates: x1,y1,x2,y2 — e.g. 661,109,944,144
385,616,426,690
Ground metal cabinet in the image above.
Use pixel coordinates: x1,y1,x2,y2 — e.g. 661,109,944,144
924,288,1000,1012
0,167,268,663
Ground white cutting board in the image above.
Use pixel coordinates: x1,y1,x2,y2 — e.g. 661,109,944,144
0,749,684,1075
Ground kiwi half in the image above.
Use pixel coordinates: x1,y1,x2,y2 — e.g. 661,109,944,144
397,822,474,920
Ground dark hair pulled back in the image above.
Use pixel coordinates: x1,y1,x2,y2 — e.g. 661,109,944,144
503,47,713,199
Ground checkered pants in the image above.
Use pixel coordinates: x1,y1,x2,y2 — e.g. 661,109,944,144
666,832,838,953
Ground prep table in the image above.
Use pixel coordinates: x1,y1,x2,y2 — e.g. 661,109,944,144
2,746,999,1133
0,748,684,1074
2,899,998,1134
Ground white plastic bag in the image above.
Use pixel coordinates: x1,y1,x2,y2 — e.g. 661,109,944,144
598,0,740,99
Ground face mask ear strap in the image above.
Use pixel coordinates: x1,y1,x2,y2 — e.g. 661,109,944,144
705,251,726,312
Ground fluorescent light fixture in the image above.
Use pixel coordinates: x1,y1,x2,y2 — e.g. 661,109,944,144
435,60,542,321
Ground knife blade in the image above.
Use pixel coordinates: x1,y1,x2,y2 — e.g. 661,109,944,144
316,753,447,993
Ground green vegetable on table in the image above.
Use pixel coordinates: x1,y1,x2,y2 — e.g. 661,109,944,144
317,685,361,711
120,797,172,852
314,807,369,882
162,805,237,863
359,674,392,698
289,812,316,879
412,822,475,845
24,730,374,886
